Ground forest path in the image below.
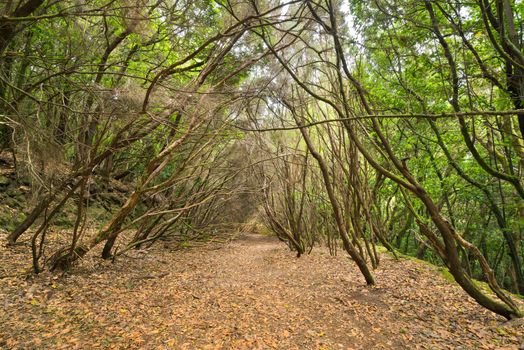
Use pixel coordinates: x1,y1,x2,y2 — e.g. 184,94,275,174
1,232,523,349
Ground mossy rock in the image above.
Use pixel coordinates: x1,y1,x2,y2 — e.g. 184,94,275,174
6,187,24,198
0,175,10,186
0,209,23,232
3,196,22,209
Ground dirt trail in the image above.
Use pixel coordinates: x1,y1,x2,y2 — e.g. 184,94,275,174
1,233,523,349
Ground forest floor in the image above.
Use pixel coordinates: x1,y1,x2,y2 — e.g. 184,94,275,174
1,232,524,350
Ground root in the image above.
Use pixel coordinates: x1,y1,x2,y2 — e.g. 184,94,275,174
48,245,89,271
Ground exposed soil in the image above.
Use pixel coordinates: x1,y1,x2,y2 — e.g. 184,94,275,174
1,233,523,349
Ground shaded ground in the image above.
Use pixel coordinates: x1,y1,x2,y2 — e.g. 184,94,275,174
1,233,523,349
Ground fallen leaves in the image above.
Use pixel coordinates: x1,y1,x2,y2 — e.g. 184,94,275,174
0,233,522,349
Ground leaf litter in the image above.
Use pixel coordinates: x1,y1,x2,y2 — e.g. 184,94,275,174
0,233,523,349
